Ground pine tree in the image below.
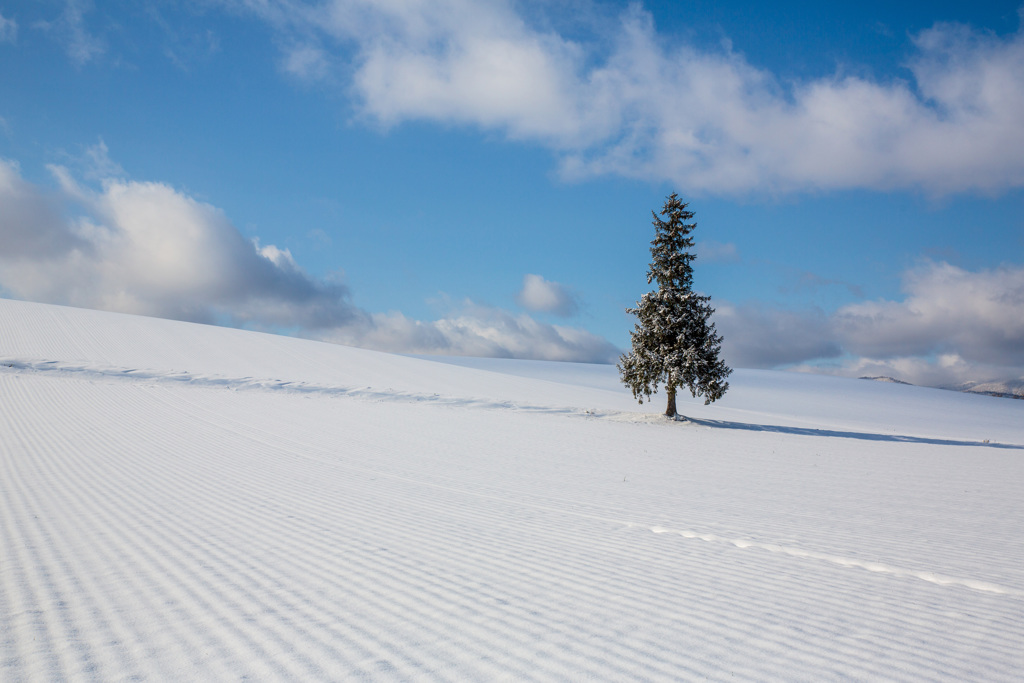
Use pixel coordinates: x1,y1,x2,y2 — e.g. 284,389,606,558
618,194,732,417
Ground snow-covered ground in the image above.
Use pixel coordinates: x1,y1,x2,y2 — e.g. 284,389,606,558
2,298,1023,681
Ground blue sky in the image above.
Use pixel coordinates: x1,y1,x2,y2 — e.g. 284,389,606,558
1,0,1023,388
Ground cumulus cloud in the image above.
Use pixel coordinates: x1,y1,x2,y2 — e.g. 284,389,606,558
0,159,359,329
716,261,1024,386
834,262,1024,367
325,303,618,363
714,303,841,369
227,0,1024,195
0,156,617,363
515,273,578,317
0,160,87,261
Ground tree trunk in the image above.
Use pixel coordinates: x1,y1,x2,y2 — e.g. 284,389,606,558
665,385,677,418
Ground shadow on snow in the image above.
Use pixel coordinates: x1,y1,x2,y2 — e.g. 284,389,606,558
684,417,1023,450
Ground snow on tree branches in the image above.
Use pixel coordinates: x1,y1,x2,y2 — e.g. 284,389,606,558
618,194,732,417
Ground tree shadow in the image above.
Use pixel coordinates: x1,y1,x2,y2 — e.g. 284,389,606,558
684,417,1024,450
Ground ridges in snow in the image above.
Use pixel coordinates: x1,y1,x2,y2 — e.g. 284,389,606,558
0,356,604,418
4,369,1024,679
3,297,1023,444
3,298,1024,680
4,356,1021,451
647,526,1024,597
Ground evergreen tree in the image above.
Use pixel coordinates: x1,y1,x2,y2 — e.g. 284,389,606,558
618,194,732,417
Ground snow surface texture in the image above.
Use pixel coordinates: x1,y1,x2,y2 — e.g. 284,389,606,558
2,297,1023,681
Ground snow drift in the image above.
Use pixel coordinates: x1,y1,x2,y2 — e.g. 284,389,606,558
1,298,1022,680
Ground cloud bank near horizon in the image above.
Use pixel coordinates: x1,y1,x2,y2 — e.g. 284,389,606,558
2,149,1022,384
3,153,1022,384
230,0,1024,195
0,156,618,364
715,261,1024,387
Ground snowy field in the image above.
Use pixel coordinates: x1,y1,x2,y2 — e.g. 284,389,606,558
2,297,1023,681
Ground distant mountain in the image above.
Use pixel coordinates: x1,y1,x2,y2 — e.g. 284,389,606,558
861,374,1024,400
859,376,913,385
950,379,1024,400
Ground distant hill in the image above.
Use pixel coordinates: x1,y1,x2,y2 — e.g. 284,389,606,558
951,379,1024,400
3,297,1024,681
861,374,1024,400
859,376,913,385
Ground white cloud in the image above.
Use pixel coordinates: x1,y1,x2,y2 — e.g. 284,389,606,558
515,273,578,316
0,11,17,44
833,261,1024,367
81,139,125,180
41,0,106,66
0,156,617,363
715,261,1024,386
232,0,1024,195
564,9,1024,194
714,303,841,369
0,159,87,260
0,157,361,327
797,354,1022,390
324,303,618,363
